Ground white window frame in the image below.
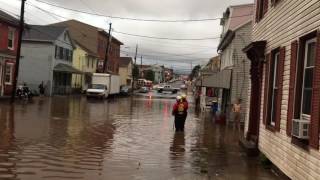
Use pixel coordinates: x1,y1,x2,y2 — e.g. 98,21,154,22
4,63,14,85
300,38,317,121
270,51,280,126
8,28,15,50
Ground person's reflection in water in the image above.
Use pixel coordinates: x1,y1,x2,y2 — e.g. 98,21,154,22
169,132,186,171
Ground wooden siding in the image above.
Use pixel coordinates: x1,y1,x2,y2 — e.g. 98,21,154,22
251,0,320,179
230,23,252,122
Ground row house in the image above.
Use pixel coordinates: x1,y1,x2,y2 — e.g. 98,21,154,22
205,4,253,118
119,57,133,86
243,0,320,179
0,10,19,97
52,20,123,92
19,25,80,95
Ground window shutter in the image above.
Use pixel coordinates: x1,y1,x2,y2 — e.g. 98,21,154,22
275,47,285,131
263,0,268,16
263,53,271,125
255,0,260,23
310,32,320,149
287,40,298,136
55,45,57,59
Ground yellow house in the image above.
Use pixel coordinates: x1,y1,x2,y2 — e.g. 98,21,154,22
119,57,133,86
72,43,99,92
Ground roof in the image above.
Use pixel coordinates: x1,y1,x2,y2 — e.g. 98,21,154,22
98,29,123,45
0,10,19,27
196,69,232,89
222,4,253,31
218,30,235,51
119,57,132,67
52,20,99,56
74,40,99,58
54,63,82,74
139,65,152,69
23,25,67,42
52,20,123,56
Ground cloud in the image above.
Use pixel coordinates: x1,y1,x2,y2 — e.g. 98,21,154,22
0,0,253,73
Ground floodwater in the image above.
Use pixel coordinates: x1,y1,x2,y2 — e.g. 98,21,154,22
0,96,281,180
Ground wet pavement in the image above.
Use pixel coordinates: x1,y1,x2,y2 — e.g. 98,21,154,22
0,96,282,180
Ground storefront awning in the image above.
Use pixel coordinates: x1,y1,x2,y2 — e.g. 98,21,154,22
54,63,82,74
196,69,232,89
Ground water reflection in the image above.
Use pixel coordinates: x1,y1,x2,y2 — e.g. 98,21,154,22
0,97,282,180
170,132,185,162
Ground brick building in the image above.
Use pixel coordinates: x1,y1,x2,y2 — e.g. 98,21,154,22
0,10,19,97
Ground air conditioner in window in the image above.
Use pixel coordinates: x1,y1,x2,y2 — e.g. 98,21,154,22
292,119,310,139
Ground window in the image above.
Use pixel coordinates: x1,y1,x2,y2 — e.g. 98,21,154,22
8,28,15,50
271,0,281,6
268,50,280,126
55,45,59,58
5,63,13,85
301,38,316,119
87,59,90,68
59,47,63,59
91,59,94,68
256,0,268,22
65,49,69,60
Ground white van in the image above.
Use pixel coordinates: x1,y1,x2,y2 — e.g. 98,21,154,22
86,73,120,99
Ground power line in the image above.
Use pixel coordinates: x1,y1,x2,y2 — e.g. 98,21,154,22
27,3,221,42
113,30,220,41
33,0,252,23
120,50,210,62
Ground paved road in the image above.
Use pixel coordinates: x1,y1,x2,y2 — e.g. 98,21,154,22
0,96,282,180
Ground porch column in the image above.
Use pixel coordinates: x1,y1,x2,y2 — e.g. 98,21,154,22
243,41,266,143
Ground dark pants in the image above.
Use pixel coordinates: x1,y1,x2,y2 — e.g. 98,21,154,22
175,113,186,132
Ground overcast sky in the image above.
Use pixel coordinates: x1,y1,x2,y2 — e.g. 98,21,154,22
0,0,253,74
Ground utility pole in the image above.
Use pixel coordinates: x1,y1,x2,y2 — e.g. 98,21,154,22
140,55,142,69
103,23,112,73
132,44,138,90
11,0,26,102
134,44,138,65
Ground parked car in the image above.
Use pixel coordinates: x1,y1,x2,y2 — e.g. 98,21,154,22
120,85,132,95
139,87,149,93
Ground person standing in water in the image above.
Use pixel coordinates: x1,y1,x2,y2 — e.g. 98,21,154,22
172,96,187,132
232,98,242,130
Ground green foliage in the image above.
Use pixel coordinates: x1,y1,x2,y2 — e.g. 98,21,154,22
189,65,201,80
145,70,155,82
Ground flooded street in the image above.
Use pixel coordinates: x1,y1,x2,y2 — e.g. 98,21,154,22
0,96,281,180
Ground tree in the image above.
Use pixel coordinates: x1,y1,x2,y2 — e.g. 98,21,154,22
189,65,201,80
145,70,155,82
